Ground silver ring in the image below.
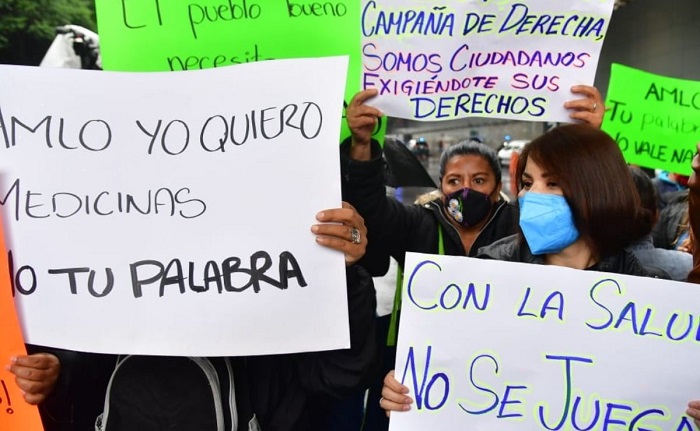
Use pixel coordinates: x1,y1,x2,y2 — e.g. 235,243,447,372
350,227,361,244
592,102,598,112
379,397,385,406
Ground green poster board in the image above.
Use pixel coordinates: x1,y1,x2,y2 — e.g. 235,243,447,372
95,0,385,141
602,63,700,175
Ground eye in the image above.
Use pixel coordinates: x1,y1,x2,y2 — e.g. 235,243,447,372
547,181,559,189
473,178,485,185
447,178,460,185
520,180,532,190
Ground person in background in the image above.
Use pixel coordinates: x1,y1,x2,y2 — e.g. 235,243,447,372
652,188,690,250
652,170,689,210
7,202,378,431
627,166,692,281
379,124,667,415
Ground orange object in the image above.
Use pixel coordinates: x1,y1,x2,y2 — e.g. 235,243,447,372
0,217,44,431
508,151,520,198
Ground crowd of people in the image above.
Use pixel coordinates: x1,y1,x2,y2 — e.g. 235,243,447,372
5,64,700,431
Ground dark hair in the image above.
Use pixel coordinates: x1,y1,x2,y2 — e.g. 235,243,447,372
516,124,643,257
439,140,501,184
629,166,658,237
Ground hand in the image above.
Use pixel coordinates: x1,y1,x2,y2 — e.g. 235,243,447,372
347,89,382,161
6,353,61,405
379,370,413,417
312,201,367,266
564,85,605,129
687,400,700,428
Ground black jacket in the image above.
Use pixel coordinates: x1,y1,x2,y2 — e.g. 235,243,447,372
33,265,377,431
477,234,664,277
340,139,519,274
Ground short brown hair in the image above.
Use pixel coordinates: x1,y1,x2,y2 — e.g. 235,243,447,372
516,124,643,257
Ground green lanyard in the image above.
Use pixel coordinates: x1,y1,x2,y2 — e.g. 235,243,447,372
386,225,445,346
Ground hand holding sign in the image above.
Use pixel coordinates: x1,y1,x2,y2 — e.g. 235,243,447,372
564,84,605,127
6,354,61,405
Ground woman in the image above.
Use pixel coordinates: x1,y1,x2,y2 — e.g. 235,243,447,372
8,202,377,431
379,124,667,415
343,88,605,430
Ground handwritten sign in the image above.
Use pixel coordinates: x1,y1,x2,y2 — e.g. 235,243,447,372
602,63,700,175
0,215,44,431
362,0,614,122
0,56,350,356
95,0,385,141
390,252,697,431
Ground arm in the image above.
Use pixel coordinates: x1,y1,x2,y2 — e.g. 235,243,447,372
342,91,434,274
301,205,378,396
347,88,383,161
294,264,378,398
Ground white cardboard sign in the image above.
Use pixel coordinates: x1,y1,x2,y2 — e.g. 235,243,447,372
362,0,614,122
391,252,698,430
0,56,351,356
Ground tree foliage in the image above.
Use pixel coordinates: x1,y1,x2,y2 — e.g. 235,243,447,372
0,0,96,65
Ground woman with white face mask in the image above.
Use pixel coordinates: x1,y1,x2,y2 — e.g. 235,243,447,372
378,124,668,416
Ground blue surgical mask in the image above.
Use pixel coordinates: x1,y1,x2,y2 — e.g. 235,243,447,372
518,192,580,255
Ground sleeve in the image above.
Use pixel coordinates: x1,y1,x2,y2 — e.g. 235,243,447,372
688,148,700,284
340,138,432,274
294,265,379,399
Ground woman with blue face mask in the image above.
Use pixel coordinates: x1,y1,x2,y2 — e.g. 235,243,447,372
378,124,667,416
476,124,657,273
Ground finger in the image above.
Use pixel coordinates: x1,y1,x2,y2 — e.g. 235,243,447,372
379,393,411,412
12,354,58,370
14,376,52,396
22,392,46,406
351,105,383,119
349,116,378,130
384,370,410,394
315,208,357,225
569,110,604,129
563,98,602,113
687,406,700,420
9,364,55,382
350,88,380,108
311,224,360,241
569,84,602,101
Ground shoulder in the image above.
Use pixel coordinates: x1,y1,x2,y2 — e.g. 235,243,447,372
475,234,522,261
599,250,670,279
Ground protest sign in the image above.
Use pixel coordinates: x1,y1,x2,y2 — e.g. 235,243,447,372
362,0,614,122
0,56,350,356
0,216,44,431
602,63,700,175
95,0,385,141
391,252,697,431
